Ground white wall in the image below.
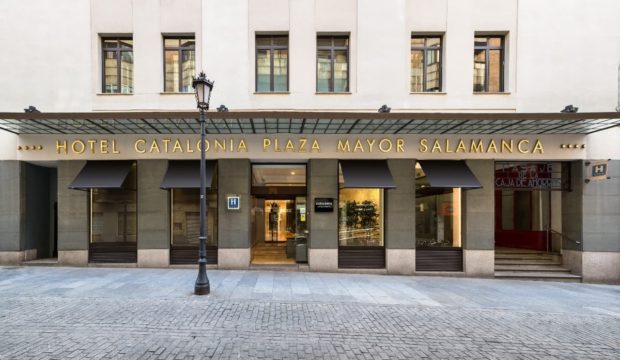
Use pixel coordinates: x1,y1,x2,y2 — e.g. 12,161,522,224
0,0,618,113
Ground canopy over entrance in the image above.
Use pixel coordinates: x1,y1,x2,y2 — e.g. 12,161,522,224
0,111,618,135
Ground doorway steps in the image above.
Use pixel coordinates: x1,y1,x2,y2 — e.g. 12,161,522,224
494,249,582,282
21,258,58,267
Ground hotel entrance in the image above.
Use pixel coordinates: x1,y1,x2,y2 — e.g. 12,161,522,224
250,164,308,265
251,197,307,264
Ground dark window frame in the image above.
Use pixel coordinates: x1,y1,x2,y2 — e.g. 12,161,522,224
101,36,133,94
473,35,505,92
316,35,350,93
163,35,196,93
411,35,443,92
255,34,289,93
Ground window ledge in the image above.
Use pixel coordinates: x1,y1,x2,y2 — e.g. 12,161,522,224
254,91,290,95
315,92,352,95
410,92,447,95
160,92,194,95
473,92,511,95
96,93,133,96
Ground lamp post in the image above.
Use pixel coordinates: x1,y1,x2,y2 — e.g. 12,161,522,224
192,71,214,295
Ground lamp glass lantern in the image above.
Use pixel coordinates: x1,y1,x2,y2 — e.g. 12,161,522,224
192,72,214,111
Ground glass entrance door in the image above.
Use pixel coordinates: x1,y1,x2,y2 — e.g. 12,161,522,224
264,199,294,243
251,196,307,265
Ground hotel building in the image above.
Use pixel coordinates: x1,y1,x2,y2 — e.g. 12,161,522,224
0,0,619,283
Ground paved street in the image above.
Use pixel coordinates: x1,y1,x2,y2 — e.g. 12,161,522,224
0,266,619,359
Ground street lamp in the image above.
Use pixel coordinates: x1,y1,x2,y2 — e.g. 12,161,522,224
192,71,214,295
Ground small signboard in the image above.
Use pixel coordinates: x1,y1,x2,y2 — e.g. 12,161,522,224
314,198,334,212
591,161,608,180
227,195,240,210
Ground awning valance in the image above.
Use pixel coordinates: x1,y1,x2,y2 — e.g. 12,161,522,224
160,160,216,189
69,161,133,190
340,160,396,188
418,160,481,189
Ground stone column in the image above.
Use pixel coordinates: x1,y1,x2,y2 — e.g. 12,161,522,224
57,160,89,266
307,159,338,272
463,160,495,277
563,160,620,283
0,161,25,265
137,160,170,267
385,159,416,275
217,159,251,268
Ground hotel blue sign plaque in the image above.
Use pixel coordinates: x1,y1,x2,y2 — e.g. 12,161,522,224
227,195,240,210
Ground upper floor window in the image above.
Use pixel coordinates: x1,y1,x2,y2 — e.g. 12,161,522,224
411,36,442,92
317,35,349,93
102,37,133,93
164,36,196,92
473,35,504,92
256,35,289,92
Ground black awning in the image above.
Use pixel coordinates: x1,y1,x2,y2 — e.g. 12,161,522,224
69,161,133,190
340,160,396,188
418,160,482,189
160,160,216,189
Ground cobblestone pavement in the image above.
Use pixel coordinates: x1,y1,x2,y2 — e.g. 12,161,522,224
0,267,619,359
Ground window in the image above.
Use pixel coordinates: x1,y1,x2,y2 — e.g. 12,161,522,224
102,37,133,93
90,163,137,244
411,36,442,92
415,163,462,248
255,35,288,92
171,189,217,247
164,37,196,92
338,188,384,247
473,35,504,92
317,35,349,92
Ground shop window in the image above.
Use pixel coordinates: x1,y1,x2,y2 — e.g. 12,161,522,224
90,164,137,244
415,163,461,248
164,36,196,92
338,188,384,247
473,35,505,92
102,37,133,93
415,188,461,248
256,34,289,92
317,35,349,92
411,35,442,92
171,189,217,247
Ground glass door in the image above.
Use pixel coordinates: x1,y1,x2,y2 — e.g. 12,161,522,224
252,196,307,265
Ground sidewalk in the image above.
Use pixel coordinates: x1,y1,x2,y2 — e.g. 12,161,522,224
1,266,619,359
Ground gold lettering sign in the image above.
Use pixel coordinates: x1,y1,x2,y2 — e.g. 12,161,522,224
51,137,545,156
337,138,405,153
418,138,544,154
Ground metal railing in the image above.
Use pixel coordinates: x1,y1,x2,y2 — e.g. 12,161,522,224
339,227,382,246
546,228,582,253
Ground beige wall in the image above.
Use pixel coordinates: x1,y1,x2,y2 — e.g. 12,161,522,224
0,0,618,113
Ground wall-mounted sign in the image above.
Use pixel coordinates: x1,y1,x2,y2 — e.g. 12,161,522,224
314,198,334,212
227,195,240,210
590,160,608,180
16,134,588,162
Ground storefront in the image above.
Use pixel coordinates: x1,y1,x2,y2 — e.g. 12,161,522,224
0,111,618,281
